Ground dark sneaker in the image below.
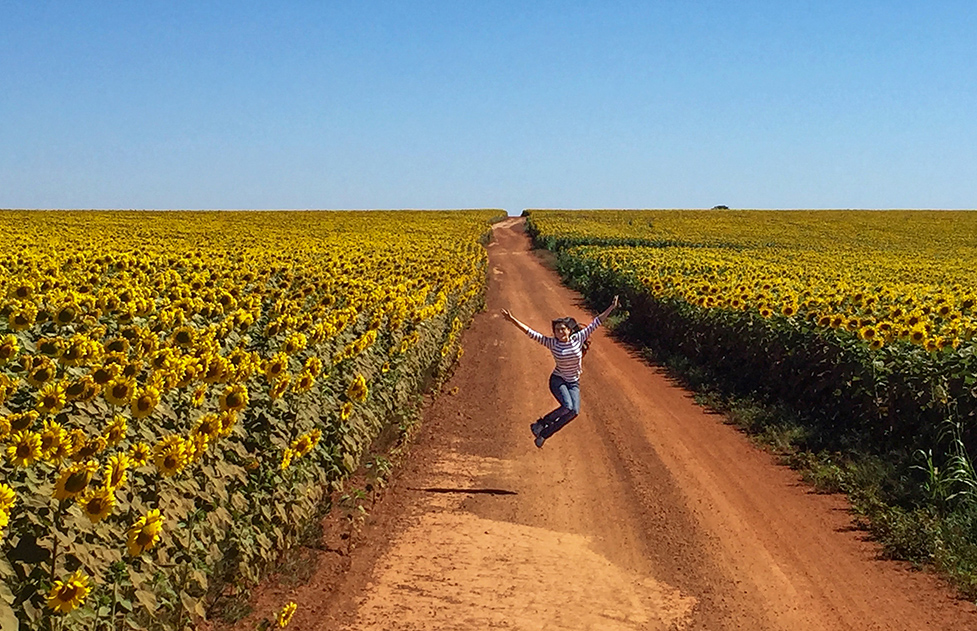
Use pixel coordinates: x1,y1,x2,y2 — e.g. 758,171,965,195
534,434,546,449
530,421,543,437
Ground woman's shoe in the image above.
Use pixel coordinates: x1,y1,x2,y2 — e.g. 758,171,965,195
534,434,546,449
530,420,543,437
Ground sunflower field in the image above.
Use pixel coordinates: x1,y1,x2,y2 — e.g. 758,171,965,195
526,209,977,481
0,209,502,630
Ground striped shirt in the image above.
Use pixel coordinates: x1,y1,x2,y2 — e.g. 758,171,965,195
526,316,601,382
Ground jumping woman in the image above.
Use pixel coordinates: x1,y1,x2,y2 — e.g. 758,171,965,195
501,295,619,448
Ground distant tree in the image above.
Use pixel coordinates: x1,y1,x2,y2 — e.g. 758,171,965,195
711,205,730,210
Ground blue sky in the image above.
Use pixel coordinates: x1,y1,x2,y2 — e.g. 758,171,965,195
2,1,976,213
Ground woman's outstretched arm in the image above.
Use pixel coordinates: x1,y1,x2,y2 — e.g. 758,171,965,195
578,296,620,342
500,308,532,334
598,295,619,321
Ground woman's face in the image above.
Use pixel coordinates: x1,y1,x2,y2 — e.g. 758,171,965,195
553,323,571,342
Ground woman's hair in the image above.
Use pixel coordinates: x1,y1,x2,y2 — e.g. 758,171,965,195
551,317,590,356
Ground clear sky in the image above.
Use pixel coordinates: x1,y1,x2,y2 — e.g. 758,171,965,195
2,1,976,214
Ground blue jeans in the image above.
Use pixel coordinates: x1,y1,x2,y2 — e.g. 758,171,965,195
540,373,580,439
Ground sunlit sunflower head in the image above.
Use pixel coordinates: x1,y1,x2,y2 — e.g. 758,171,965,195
219,383,248,412
282,333,307,355
858,326,878,341
9,410,38,433
339,401,353,421
925,337,940,352
77,485,115,524
36,382,67,415
103,415,127,447
7,431,42,468
37,337,64,358
269,375,291,400
264,352,289,382
73,435,107,462
869,338,884,350
90,364,119,386
0,334,18,364
292,371,315,393
280,448,294,471
218,410,238,436
27,359,57,388
39,420,67,462
302,356,323,378
346,374,368,403
154,436,188,478
909,326,927,345
53,303,80,327
171,326,195,348
8,303,37,331
54,460,98,500
129,442,151,467
104,376,137,407
126,508,164,556
0,483,16,512
190,413,221,442
277,601,297,628
104,452,131,489
291,434,313,458
130,385,161,419
47,570,92,613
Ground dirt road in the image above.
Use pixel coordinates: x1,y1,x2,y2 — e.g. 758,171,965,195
265,218,977,630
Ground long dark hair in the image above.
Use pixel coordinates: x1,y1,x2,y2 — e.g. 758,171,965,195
551,316,590,356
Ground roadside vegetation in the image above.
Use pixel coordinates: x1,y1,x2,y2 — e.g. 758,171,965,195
525,208,977,599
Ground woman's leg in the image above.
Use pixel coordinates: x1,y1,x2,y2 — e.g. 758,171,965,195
540,373,574,425
540,379,580,439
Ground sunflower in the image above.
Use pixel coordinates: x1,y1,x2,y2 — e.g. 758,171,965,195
858,326,878,341
191,413,222,442
869,338,884,350
90,364,119,386
103,415,127,446
47,570,91,613
171,326,195,347
303,356,323,378
0,335,18,364
36,382,67,415
75,434,108,461
269,376,290,400
26,359,56,388
925,337,940,352
126,509,164,556
129,442,152,467
292,371,315,393
264,352,289,382
8,304,36,331
130,385,161,419
346,374,368,403
0,483,15,513
277,601,297,628
280,448,294,470
219,384,249,412
104,376,136,406
219,410,238,436
7,431,42,467
39,420,67,462
909,326,927,345
104,453,130,489
9,410,38,432
291,434,313,458
339,401,353,421
282,333,307,355
77,485,115,523
0,374,15,406
53,460,98,500
154,436,188,478
53,303,79,327
37,337,64,358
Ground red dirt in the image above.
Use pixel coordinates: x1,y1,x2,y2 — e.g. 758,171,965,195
217,217,977,630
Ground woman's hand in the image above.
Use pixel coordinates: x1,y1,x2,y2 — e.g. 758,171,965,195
501,308,513,321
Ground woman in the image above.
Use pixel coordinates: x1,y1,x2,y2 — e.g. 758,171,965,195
501,295,619,448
